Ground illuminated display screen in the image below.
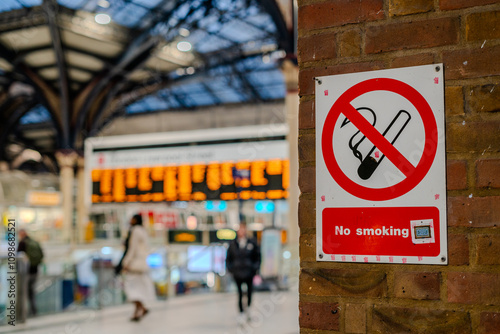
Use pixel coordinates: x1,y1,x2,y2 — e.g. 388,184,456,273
91,159,289,203
187,245,227,274
414,226,431,239
168,230,203,244
209,229,237,243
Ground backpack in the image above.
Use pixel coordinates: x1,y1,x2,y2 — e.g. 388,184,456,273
24,238,44,266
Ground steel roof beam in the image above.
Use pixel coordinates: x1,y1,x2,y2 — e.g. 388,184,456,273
16,44,115,65
33,63,99,75
114,52,266,104
0,41,63,136
72,0,196,146
201,82,222,105
0,95,38,159
255,0,292,53
0,6,46,33
87,79,128,137
232,64,261,102
44,0,70,148
72,34,158,143
169,90,191,109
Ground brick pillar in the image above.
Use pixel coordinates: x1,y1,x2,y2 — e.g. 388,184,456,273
297,1,500,333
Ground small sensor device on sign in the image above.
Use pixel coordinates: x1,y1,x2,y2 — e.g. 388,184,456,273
410,219,435,244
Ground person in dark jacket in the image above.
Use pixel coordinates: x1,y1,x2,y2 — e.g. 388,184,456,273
226,221,261,324
17,229,44,316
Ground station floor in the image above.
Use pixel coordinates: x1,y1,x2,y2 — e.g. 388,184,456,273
1,289,299,334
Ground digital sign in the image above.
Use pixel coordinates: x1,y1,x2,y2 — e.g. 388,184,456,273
209,229,237,243
168,230,203,244
26,191,62,206
91,159,289,203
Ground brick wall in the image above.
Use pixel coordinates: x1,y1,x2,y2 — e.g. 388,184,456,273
297,0,500,333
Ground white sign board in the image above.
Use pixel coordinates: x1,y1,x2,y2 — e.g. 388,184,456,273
315,64,447,265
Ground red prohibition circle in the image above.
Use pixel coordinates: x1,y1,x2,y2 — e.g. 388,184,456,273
322,78,438,201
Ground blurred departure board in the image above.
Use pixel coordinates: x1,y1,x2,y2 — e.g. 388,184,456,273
91,159,289,203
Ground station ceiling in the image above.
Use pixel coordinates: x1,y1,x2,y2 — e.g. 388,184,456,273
0,0,294,170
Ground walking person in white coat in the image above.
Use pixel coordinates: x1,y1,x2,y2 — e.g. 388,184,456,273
119,214,156,321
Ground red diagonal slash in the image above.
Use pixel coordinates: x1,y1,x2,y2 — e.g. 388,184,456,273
342,103,415,177
321,77,438,201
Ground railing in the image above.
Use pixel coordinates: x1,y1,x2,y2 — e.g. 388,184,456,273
0,245,231,326
33,274,63,316
0,253,128,326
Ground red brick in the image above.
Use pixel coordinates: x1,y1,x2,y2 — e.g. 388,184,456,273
466,11,500,41
389,0,434,16
338,28,362,58
372,306,471,333
448,234,469,266
440,0,499,10
299,166,315,194
299,301,340,331
476,235,500,265
477,159,500,188
298,133,315,162
299,61,385,96
448,196,500,228
298,198,315,229
394,272,441,300
445,86,465,116
298,0,384,31
300,268,387,297
447,160,467,190
365,17,459,54
390,53,435,68
298,32,336,63
444,45,500,80
448,272,500,305
479,312,500,334
468,84,500,114
299,99,315,130
446,121,500,153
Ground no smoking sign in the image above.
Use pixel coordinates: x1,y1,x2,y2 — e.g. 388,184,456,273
315,64,447,265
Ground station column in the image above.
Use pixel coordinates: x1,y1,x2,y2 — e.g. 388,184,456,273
56,150,78,244
76,156,88,244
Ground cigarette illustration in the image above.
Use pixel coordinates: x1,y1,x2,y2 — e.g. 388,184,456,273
357,110,411,180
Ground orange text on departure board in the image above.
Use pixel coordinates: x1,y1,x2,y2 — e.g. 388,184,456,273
91,159,289,203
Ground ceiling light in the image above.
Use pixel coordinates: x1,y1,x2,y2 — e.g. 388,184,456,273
95,13,111,25
274,50,287,58
179,28,190,37
186,215,197,230
177,41,192,52
98,0,110,8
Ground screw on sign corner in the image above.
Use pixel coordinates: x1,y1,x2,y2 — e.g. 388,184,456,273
319,253,324,259
435,66,441,72
441,257,446,262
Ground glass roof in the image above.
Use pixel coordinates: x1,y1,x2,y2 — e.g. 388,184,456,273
1,0,289,132
126,54,285,113
0,0,41,12
20,104,52,125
